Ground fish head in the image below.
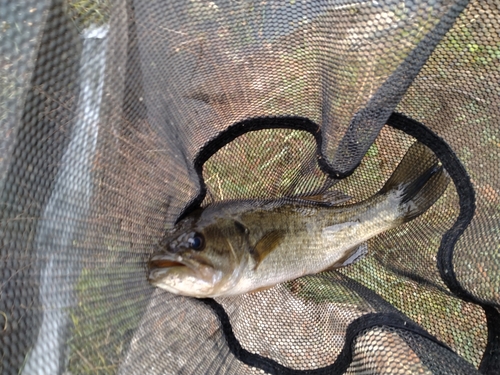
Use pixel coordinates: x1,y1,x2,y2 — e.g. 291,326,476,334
148,214,250,297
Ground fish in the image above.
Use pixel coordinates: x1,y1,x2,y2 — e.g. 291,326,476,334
148,142,450,298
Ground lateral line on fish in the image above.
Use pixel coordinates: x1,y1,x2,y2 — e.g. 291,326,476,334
321,221,360,238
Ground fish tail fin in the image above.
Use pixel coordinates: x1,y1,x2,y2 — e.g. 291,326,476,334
379,142,450,223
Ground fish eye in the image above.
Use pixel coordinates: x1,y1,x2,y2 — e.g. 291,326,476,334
188,232,205,251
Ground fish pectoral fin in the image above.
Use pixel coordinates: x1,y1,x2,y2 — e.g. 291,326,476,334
249,285,275,294
323,243,369,271
251,230,285,269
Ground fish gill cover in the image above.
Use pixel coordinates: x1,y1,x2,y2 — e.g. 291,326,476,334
0,0,499,374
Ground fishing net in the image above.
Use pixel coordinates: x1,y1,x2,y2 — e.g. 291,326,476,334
1,0,499,374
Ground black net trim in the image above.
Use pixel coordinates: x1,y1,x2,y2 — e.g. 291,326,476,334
479,306,500,375
386,113,477,303
174,116,347,224
183,112,498,310
200,298,453,375
180,112,485,305
387,113,500,373
171,112,499,373
329,0,470,176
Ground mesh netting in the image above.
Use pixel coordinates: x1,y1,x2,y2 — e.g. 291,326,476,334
0,0,499,374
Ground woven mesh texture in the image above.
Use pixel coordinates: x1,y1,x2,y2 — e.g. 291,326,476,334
0,1,499,374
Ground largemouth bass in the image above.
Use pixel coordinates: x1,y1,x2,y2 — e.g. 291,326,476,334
148,142,449,298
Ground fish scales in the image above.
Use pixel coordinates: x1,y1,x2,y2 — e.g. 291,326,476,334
218,193,400,295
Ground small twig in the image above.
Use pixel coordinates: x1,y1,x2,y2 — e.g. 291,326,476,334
75,349,98,372
93,365,117,371
217,174,224,200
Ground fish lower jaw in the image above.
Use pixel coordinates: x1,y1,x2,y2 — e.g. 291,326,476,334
149,266,230,298
152,281,185,296
152,276,219,298
154,282,211,298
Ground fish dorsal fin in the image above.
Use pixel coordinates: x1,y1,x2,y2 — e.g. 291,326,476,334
287,190,351,207
251,230,285,269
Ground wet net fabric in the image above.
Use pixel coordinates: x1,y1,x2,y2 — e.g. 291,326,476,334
0,1,499,374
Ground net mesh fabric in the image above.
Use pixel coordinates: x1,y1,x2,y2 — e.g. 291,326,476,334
0,0,499,374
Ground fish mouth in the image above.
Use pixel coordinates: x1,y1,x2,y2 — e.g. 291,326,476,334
147,253,219,292
148,253,189,270
148,253,213,272
148,258,186,269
